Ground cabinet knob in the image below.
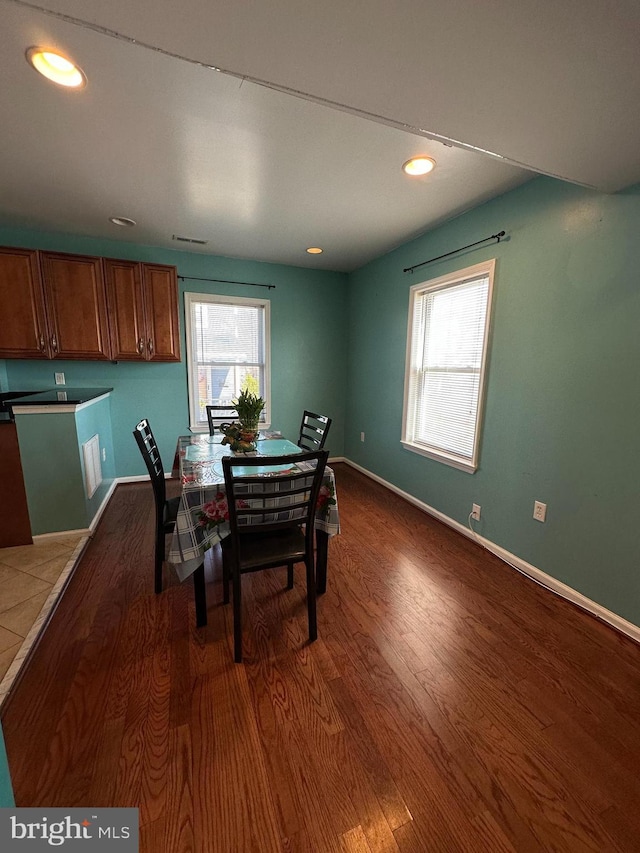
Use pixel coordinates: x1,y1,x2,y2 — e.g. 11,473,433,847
148,338,154,355
39,334,46,351
51,334,58,353
138,338,144,354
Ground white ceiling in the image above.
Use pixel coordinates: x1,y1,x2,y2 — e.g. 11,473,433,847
1,0,639,272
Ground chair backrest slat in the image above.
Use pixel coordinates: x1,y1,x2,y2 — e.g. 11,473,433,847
206,404,237,435
222,450,328,546
133,419,166,514
298,410,332,452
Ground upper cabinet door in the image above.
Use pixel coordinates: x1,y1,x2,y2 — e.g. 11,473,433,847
143,263,181,362
0,246,180,362
104,259,147,361
40,252,112,360
0,247,50,358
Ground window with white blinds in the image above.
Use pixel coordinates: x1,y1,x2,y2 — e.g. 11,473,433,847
185,293,271,430
402,259,495,472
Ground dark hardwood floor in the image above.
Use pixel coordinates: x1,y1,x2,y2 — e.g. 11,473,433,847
3,463,640,852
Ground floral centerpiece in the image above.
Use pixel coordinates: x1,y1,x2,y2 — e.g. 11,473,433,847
220,375,265,452
234,375,265,432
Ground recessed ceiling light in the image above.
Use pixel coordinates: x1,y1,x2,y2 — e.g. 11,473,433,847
306,247,323,255
26,47,86,89
109,216,137,228
402,156,436,177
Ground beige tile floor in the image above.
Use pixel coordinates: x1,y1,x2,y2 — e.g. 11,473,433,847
0,535,85,683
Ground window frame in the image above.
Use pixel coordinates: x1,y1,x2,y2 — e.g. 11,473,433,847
401,258,496,473
185,292,271,432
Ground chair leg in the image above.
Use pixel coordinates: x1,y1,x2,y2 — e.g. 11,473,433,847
305,557,318,643
315,530,328,594
193,563,207,627
232,569,243,663
154,529,164,594
222,548,230,604
286,563,294,590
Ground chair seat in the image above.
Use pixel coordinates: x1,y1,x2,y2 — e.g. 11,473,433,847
222,527,306,572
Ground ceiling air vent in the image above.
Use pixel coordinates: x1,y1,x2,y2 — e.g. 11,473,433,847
172,234,208,245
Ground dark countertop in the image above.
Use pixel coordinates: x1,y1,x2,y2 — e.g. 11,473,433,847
0,390,41,423
1,387,113,408
0,391,42,404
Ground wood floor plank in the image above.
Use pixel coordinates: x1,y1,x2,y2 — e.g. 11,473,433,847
339,825,373,853
243,653,305,843
2,467,640,852
414,631,622,851
190,662,284,852
408,628,614,817
391,821,424,853
327,676,412,835
30,583,126,805
163,724,195,853
138,595,172,827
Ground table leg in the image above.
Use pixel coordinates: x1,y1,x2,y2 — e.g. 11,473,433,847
316,530,328,594
193,562,207,627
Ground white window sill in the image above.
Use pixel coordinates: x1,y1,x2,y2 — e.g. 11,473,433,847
400,440,477,474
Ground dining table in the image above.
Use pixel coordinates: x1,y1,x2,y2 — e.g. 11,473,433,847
168,433,340,625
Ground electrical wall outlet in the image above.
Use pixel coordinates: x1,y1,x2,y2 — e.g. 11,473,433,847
471,503,481,521
54,372,65,385
102,447,106,462
533,500,547,522
360,431,365,442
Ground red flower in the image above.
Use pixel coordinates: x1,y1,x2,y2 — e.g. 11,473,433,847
198,492,231,528
317,484,330,507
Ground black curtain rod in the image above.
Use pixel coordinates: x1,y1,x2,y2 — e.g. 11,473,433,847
178,274,275,290
403,231,506,274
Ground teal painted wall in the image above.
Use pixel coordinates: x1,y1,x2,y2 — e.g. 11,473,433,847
0,227,348,476
13,397,115,534
75,395,116,521
346,177,640,626
15,411,88,534
0,361,7,391
0,725,14,806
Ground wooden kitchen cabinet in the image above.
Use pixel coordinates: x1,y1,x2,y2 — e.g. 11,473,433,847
0,423,33,547
0,245,180,362
39,251,112,360
104,259,180,362
0,246,49,358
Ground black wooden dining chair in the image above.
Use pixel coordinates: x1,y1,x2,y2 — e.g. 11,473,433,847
221,449,328,662
132,419,181,594
298,410,332,452
206,404,237,435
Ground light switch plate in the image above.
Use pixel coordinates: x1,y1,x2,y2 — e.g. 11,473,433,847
55,372,65,385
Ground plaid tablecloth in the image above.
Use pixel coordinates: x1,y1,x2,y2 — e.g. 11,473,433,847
168,435,340,582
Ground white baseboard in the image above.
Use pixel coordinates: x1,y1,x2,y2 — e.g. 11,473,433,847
89,479,118,532
33,528,90,542
345,458,640,646
32,478,119,542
